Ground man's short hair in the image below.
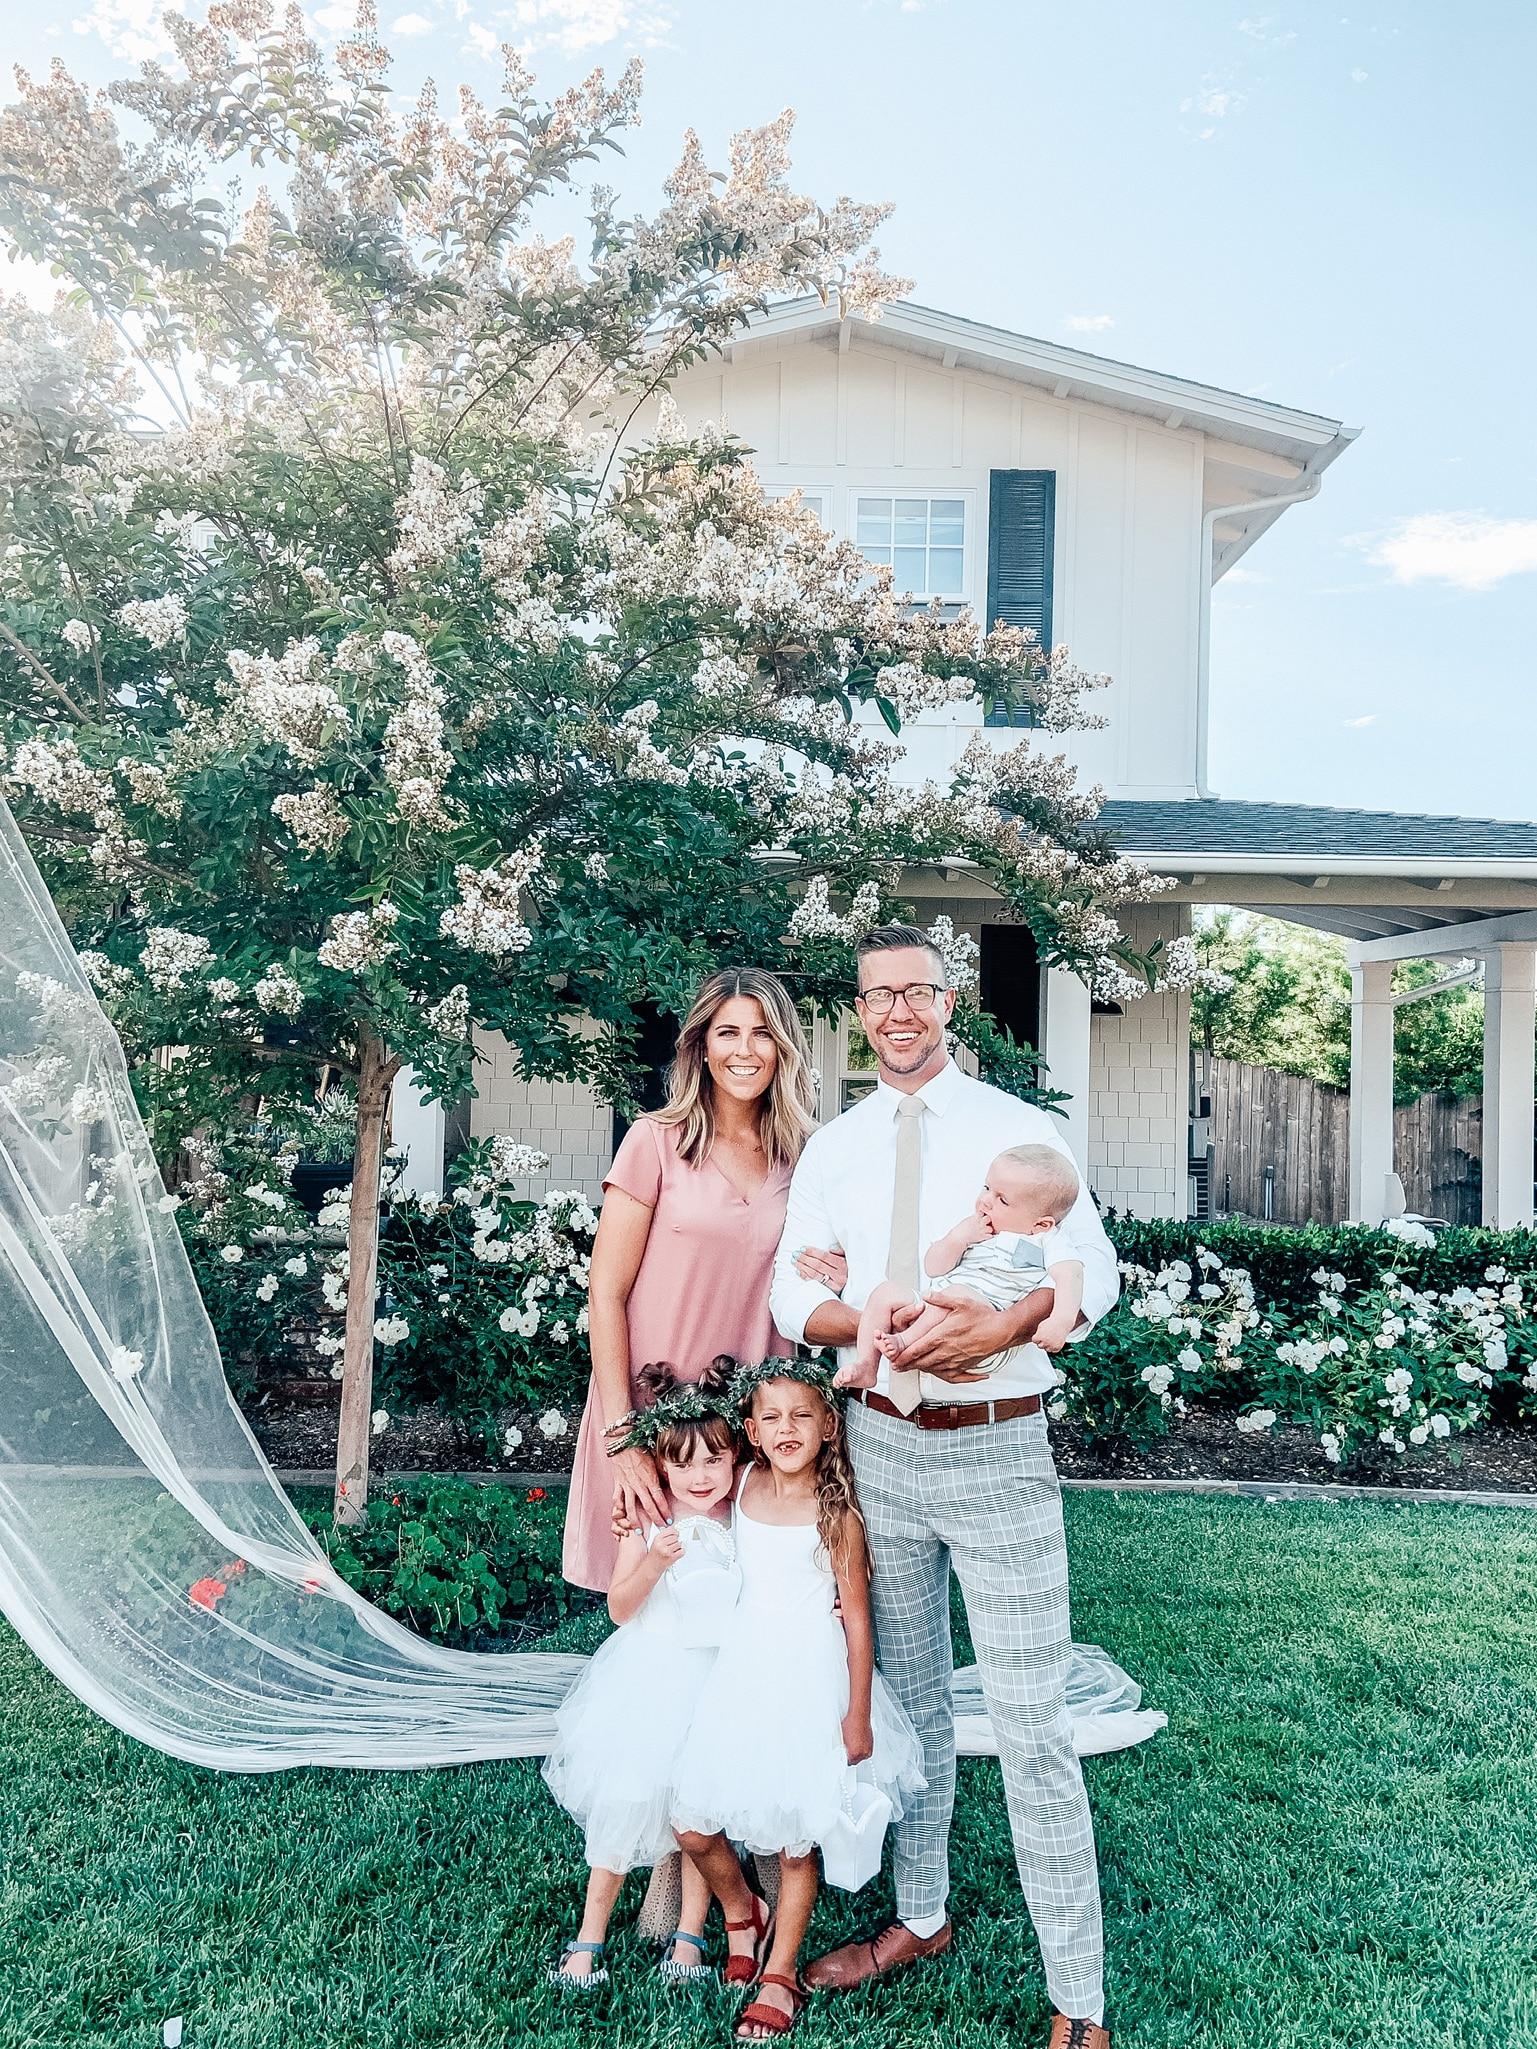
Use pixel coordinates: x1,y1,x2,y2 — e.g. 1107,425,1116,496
856,923,946,987
997,1143,1081,1221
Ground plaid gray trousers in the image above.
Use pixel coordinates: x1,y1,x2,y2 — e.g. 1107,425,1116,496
848,1400,1104,2017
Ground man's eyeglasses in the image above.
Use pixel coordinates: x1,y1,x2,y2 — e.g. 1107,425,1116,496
858,982,944,1016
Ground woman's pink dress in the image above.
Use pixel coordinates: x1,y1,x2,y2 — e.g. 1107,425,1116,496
561,1117,793,1591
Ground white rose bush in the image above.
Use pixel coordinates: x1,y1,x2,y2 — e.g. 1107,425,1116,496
0,6,1177,1516
1058,1219,1537,1469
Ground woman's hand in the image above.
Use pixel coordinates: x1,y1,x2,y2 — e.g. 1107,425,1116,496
608,1444,671,1531
841,1710,874,1766
794,1245,848,1293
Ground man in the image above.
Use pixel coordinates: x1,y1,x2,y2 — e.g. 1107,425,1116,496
770,924,1118,2049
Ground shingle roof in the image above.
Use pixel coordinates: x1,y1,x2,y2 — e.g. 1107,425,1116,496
1096,799,1537,862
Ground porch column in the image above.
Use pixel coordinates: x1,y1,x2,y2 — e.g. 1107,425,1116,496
390,1066,446,1201
1481,942,1536,1228
1042,966,1092,1176
1348,959,1395,1224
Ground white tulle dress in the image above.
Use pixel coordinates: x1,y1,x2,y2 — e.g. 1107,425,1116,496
542,1516,738,1873
671,1478,926,1878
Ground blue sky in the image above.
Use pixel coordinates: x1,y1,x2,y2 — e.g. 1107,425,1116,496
6,0,1534,821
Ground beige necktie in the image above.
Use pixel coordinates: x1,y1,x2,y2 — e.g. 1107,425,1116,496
885,1095,928,1415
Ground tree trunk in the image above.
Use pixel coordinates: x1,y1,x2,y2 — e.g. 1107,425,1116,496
334,1024,398,1526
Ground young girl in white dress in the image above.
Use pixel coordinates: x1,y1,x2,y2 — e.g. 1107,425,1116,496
672,1360,925,2041
543,1373,743,1989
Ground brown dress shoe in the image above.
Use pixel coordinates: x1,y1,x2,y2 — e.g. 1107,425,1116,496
1048,2015,1111,2049
801,1919,952,1991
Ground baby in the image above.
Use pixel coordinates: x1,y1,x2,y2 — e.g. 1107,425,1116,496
837,1143,1085,1389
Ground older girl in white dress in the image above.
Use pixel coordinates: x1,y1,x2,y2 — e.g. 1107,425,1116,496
543,1374,743,1988
673,1361,925,2041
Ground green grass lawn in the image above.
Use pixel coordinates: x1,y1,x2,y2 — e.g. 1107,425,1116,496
3,1493,1537,2049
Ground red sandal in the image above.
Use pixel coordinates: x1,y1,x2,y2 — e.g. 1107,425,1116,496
736,1973,805,2039
722,1893,775,1985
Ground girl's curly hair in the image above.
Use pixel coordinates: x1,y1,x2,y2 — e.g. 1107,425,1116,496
740,1365,870,1585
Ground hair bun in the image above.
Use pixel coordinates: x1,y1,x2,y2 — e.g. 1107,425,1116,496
632,1361,680,1408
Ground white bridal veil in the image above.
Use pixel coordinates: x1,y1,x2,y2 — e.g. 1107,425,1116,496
0,796,586,1769
0,796,1161,1772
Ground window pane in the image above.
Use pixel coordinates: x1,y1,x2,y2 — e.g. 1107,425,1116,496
930,502,965,545
893,501,929,544
856,498,891,545
860,545,892,569
845,1024,878,1072
929,547,965,593
798,495,824,522
894,547,927,591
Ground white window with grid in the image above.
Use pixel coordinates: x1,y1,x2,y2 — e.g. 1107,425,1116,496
854,495,967,599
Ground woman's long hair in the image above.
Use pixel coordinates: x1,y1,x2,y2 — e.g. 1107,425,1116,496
650,967,816,1172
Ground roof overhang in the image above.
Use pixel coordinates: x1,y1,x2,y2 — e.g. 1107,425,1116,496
736,296,1360,476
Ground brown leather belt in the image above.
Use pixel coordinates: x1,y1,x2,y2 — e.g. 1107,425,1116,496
852,1390,1043,1430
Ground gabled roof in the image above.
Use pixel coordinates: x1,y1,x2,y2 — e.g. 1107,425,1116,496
740,298,1361,474
1098,798,1537,878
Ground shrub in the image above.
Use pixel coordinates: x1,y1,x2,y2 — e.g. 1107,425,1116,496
296,1481,585,1647
1056,1220,1537,1466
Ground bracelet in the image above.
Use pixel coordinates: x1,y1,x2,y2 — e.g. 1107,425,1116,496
601,1412,638,1438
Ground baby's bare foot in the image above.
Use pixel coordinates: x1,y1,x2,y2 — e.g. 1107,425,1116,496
834,1361,877,1388
876,1330,909,1360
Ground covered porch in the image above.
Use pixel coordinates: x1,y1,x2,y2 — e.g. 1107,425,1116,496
1098,800,1537,1226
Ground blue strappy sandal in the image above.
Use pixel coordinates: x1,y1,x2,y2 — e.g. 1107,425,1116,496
549,1939,608,1990
659,1928,712,1983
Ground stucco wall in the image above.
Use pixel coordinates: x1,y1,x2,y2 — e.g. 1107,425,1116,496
1086,906,1192,1219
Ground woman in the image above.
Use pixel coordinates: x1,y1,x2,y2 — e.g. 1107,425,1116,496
562,967,844,1591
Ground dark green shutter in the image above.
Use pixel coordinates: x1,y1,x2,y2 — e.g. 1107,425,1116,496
985,470,1055,727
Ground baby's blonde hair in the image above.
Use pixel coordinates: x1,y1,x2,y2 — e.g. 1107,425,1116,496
995,1143,1080,1222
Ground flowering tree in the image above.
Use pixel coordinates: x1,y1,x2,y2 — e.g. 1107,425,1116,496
0,4,1176,1516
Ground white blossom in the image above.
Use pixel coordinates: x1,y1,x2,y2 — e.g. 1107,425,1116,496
440,844,541,957
140,928,213,991
426,984,470,1041
539,1408,566,1439
62,618,97,652
373,1315,410,1347
220,1244,244,1265
117,594,186,648
254,965,305,1016
1235,1409,1276,1436
318,901,400,971
272,786,349,855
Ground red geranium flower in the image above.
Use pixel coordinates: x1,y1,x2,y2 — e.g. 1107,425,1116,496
188,1577,227,1611
526,1487,547,1503
222,1560,247,1576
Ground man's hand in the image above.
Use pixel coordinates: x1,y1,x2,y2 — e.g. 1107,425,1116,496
888,1286,1055,1382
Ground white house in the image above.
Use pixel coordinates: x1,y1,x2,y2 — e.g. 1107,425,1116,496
394,300,1537,1228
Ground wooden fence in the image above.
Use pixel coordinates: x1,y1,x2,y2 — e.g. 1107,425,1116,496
1207,1058,1483,1226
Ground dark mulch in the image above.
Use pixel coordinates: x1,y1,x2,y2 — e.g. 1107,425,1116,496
246,1389,581,1476
246,1388,1537,1496
1049,1411,1537,1494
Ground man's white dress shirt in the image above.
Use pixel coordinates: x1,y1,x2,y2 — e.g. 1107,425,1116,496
770,1059,1119,1403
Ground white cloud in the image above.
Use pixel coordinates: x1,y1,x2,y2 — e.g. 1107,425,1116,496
314,2,360,27
1366,513,1537,592
1221,566,1272,585
1342,714,1378,728
507,0,672,54
391,10,435,32
464,18,497,51
71,0,181,62
1351,67,1369,82
1063,314,1114,334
